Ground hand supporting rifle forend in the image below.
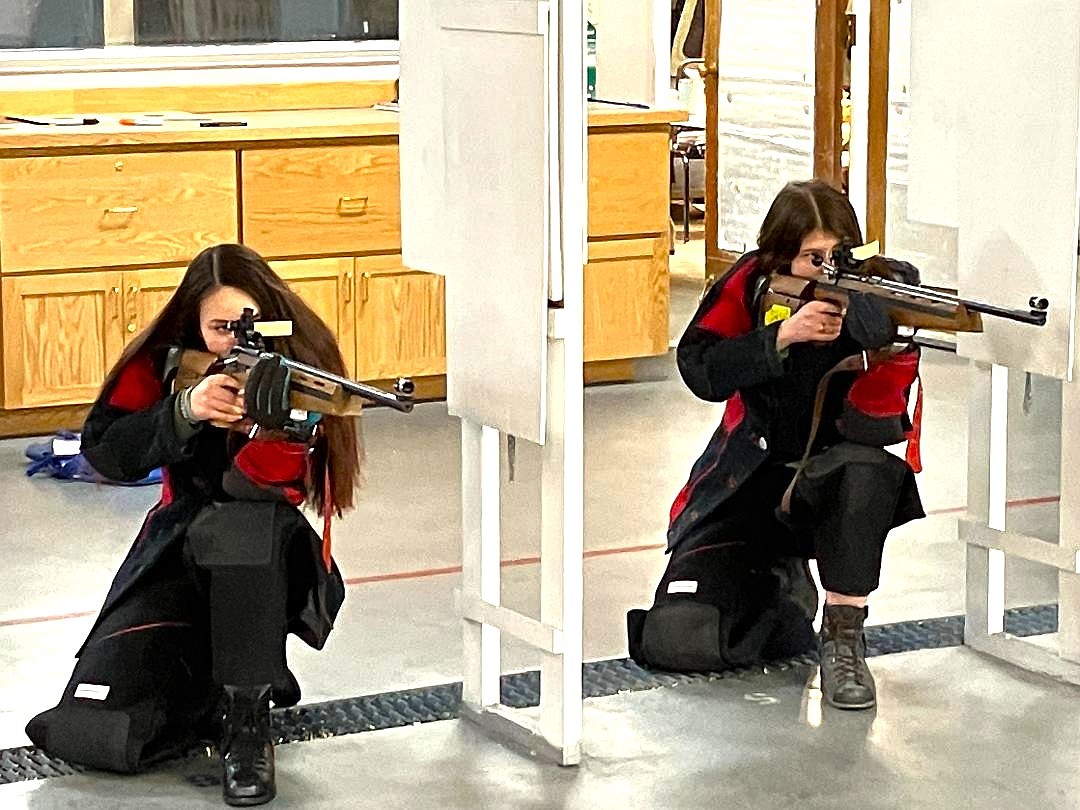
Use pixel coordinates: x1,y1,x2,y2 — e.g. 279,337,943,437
169,308,415,423
756,241,1049,336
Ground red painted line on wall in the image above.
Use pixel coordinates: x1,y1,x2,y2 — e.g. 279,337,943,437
0,497,1063,629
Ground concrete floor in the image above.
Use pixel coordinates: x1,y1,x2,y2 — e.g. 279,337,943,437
0,245,1074,808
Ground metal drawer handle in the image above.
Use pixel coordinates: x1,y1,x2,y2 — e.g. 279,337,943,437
104,205,138,215
337,195,369,216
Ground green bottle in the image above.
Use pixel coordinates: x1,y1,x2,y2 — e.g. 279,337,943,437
586,20,597,100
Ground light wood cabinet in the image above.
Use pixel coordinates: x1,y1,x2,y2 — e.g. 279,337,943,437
355,255,446,381
584,237,669,362
588,129,671,239
1,267,188,408
0,151,237,273
272,257,357,376
0,106,678,434
241,144,401,258
2,271,125,408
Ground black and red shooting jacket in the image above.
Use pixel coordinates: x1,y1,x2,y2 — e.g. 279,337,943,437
667,251,921,550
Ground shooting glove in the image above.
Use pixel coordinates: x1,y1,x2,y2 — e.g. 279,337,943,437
844,292,895,349
244,355,292,430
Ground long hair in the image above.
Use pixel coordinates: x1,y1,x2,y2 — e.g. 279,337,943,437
102,243,361,514
755,179,863,276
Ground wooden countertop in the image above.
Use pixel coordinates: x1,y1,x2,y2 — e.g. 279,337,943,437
0,104,688,155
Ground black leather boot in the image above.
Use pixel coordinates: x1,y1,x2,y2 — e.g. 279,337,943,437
221,684,276,806
819,604,876,710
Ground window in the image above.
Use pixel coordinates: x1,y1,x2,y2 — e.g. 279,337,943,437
0,1,397,51
1,0,103,49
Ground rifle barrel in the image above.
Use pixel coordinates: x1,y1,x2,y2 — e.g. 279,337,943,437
965,299,1048,326
829,269,1048,326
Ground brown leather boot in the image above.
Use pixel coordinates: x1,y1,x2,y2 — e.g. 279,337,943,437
819,604,876,710
221,684,276,806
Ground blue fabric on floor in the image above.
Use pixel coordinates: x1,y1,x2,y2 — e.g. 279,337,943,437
24,433,161,486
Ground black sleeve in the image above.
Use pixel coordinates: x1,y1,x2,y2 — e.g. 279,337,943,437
81,392,200,483
677,321,788,402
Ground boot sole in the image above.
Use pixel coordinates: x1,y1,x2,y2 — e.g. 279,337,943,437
224,791,276,808
823,696,876,711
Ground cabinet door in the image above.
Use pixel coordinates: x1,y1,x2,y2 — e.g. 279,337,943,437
2,271,125,408
123,267,186,345
355,255,446,380
584,237,669,362
271,258,357,376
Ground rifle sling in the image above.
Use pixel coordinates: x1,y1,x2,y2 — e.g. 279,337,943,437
779,351,867,515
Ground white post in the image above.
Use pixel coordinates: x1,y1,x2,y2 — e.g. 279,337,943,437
1059,378,1080,661
964,362,1006,640
538,0,586,764
461,420,502,709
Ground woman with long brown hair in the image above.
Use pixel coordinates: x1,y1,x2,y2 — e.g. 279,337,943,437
27,243,361,806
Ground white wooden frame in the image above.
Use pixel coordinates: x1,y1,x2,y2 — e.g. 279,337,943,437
960,364,1080,683
447,0,586,765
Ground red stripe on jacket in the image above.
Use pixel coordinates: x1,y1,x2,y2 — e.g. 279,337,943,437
696,259,757,338
106,353,161,412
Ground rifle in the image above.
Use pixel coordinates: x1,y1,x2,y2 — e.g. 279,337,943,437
756,242,1049,336
168,308,415,421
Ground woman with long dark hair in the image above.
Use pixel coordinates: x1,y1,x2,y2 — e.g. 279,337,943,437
27,243,361,806
629,180,925,711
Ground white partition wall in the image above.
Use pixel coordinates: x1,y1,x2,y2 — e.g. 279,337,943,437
910,0,1080,681
400,0,587,764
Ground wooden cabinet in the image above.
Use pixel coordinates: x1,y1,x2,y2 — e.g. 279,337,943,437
0,151,237,273
272,257,357,376
241,143,401,258
1,267,186,408
0,107,678,433
355,255,446,381
588,129,671,239
2,271,125,408
584,237,669,362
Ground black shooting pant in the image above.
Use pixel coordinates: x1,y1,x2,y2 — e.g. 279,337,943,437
627,442,923,672
671,442,923,595
27,502,314,773
184,501,304,689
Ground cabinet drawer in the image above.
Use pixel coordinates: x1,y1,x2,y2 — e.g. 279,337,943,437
241,144,401,258
588,129,671,238
0,151,238,273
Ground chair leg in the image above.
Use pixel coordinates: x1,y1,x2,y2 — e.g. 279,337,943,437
682,154,691,243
